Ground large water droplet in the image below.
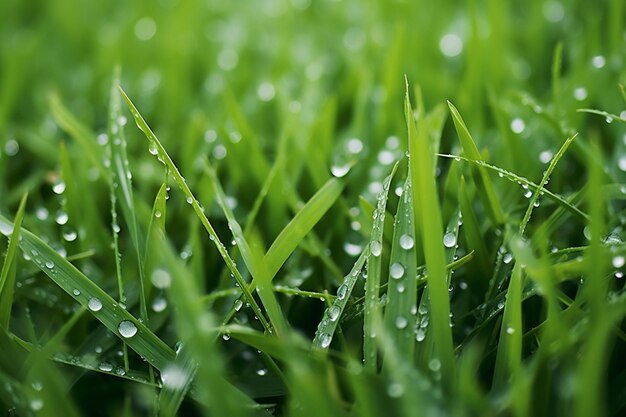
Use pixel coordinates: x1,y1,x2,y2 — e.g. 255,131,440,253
503,253,513,264
118,320,138,338
45,260,54,269
389,263,404,279
331,164,350,178
370,241,382,257
337,284,348,300
52,181,66,195
443,232,457,248
98,362,113,372
88,297,103,312
395,316,408,329
234,299,244,311
148,141,159,155
0,222,13,236
416,329,426,342
319,333,332,348
612,256,625,268
399,234,414,250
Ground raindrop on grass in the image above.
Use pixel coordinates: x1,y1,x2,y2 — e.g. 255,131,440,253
370,241,382,256
328,305,341,321
506,327,515,335
88,297,103,312
161,365,188,389
503,253,513,264
98,362,113,372
331,164,350,178
510,118,526,134
395,316,408,329
52,181,66,194
30,399,44,411
390,263,405,279
347,138,363,154
234,299,244,311
573,87,588,101
151,268,172,289
428,358,442,372
337,284,348,300
152,297,167,312
0,223,12,236
399,234,414,250
45,261,54,269
443,232,456,248
416,329,426,342
591,55,606,69
612,256,625,268
55,211,69,225
319,333,332,348
148,141,158,155
72,289,81,296
118,320,138,338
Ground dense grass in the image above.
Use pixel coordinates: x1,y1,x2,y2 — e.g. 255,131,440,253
1,0,626,416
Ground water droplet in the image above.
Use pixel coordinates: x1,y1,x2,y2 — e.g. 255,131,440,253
152,297,167,312
503,253,513,264
88,297,103,312
151,268,172,289
256,368,268,376
539,150,553,164
416,329,426,342
0,222,13,236
390,263,405,279
72,289,81,296
347,138,363,154
328,305,341,321
591,55,606,69
185,196,193,204
55,211,69,225
63,229,78,242
573,87,588,101
377,150,395,165
45,261,54,269
510,118,526,134
337,284,348,300
439,33,463,57
134,16,157,41
428,358,441,372
222,333,231,341
148,141,159,155
506,327,515,335
98,362,113,372
395,316,408,329
234,299,244,311
319,333,332,348
443,232,456,248
344,242,362,256
36,207,49,221
154,210,162,218
257,82,275,102
118,320,138,338
612,256,625,268
52,181,66,194
387,382,405,398
30,399,44,411
331,164,350,178
370,241,382,257
399,234,414,250
161,364,188,389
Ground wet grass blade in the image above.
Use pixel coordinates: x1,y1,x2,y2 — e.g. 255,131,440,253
0,214,176,370
383,177,417,361
313,248,369,349
447,101,505,226
119,87,271,333
364,163,398,370
408,82,455,384
0,193,27,328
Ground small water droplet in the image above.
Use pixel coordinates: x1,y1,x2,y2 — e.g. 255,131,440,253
331,164,351,178
443,232,456,248
328,305,341,321
416,329,426,342
256,368,268,376
390,263,405,279
88,297,103,312
151,268,172,289
161,365,188,389
118,320,138,338
337,284,348,300
319,333,332,348
148,141,159,155
591,55,606,69
55,211,69,225
613,256,625,268
503,253,513,264
387,382,405,398
506,327,515,335
395,316,408,329
428,358,441,372
510,118,526,134
45,261,54,269
52,181,66,194
399,234,414,250
72,289,81,296
573,87,588,101
30,399,44,411
152,297,167,312
154,210,162,218
347,138,363,154
222,333,231,341
234,299,244,311
98,362,113,372
370,241,382,257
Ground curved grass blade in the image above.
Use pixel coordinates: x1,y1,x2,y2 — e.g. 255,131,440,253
0,214,176,370
519,134,577,235
408,82,455,383
313,248,369,349
364,163,398,370
438,154,589,221
119,87,271,334
447,101,505,225
383,178,417,361
0,193,27,328
577,108,626,123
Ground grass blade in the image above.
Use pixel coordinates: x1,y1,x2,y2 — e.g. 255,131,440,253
0,193,27,328
408,82,455,384
447,101,505,226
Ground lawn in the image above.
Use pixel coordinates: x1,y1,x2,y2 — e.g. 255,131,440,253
1,0,625,416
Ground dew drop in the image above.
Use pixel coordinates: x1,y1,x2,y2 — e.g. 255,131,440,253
222,333,231,341
30,399,44,411
52,181,66,194
506,327,515,335
319,333,332,348
347,138,363,154
98,362,113,372
415,329,426,342
428,358,441,372
395,316,408,329
510,118,526,134
256,368,268,376
337,284,348,300
118,320,138,338
72,289,81,296
88,297,103,312
161,365,188,389
234,299,244,311
331,164,351,178
152,297,167,312
370,241,382,257
328,305,341,321
151,268,172,289
0,223,13,236
387,382,405,398
55,211,69,225
45,260,54,269
503,253,513,264
443,232,457,248
612,256,625,268
390,263,405,279
399,234,414,250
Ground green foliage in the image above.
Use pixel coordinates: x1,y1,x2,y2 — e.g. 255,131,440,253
0,0,625,416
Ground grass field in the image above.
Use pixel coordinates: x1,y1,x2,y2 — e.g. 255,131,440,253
1,0,626,416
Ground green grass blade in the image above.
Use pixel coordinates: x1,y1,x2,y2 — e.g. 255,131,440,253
364,163,398,371
0,193,27,328
383,177,417,361
263,177,345,279
519,134,577,235
438,153,589,221
313,248,369,349
0,214,176,370
447,101,505,225
408,83,455,384
119,87,271,334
